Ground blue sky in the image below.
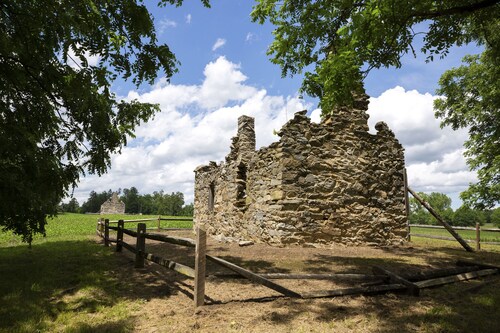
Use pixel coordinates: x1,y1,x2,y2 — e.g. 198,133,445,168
73,0,482,209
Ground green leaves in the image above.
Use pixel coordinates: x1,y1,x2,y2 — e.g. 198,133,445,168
0,0,210,243
252,0,499,112
253,0,499,208
435,48,500,208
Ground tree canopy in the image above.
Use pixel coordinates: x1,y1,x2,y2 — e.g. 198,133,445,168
434,50,499,208
0,0,209,243
252,0,499,208
408,191,491,227
78,188,192,216
251,0,499,110
409,192,454,225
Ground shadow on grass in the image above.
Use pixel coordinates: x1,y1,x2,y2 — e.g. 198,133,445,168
242,276,500,333
0,239,189,333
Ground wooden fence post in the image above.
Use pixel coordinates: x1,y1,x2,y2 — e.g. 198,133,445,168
116,220,124,252
135,223,146,268
403,168,411,241
104,219,110,247
194,226,207,307
476,223,481,251
158,215,161,230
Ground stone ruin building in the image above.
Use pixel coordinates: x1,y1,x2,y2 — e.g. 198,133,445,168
194,94,408,246
100,192,125,214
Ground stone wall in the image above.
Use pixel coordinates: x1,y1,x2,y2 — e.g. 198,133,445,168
100,193,125,214
194,95,407,246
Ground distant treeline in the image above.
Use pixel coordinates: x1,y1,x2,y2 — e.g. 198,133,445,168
410,192,500,227
60,187,193,216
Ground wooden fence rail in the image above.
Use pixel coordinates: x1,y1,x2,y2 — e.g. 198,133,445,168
96,216,193,238
97,218,499,307
409,223,500,250
100,219,207,306
410,224,500,232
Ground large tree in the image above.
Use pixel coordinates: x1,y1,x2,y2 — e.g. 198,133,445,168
409,192,454,225
252,0,499,207
434,49,499,208
252,0,498,110
0,0,209,244
121,187,141,214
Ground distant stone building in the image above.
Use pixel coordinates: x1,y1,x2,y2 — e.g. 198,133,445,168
100,193,125,214
194,94,408,246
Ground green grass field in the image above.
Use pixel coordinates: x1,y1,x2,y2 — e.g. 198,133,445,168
1,215,499,332
410,224,500,243
0,213,192,333
0,213,193,247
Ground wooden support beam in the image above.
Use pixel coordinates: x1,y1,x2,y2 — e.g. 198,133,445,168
194,227,207,307
403,168,411,241
121,241,136,253
372,266,420,296
402,266,481,282
104,219,110,247
207,273,387,285
258,273,387,281
143,232,196,248
142,252,195,278
456,260,500,271
415,269,499,289
476,223,481,251
116,220,124,252
408,187,474,252
135,223,146,268
301,284,407,299
96,218,102,237
206,255,301,298
122,228,138,237
410,234,472,242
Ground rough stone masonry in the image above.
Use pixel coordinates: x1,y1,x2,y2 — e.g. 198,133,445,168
100,192,125,215
194,93,408,246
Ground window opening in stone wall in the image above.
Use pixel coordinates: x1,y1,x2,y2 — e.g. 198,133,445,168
236,164,247,207
208,183,215,211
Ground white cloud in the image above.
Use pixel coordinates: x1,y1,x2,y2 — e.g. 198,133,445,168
186,14,192,24
75,56,309,205
212,38,226,51
367,86,474,206
66,45,100,68
310,108,322,123
158,18,177,34
245,32,256,43
74,65,474,210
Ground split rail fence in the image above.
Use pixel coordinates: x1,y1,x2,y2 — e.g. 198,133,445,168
409,224,500,250
96,219,499,307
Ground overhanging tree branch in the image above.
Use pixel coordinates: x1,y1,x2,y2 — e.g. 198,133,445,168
414,0,499,19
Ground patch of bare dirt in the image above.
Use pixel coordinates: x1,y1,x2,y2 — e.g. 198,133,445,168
109,230,500,333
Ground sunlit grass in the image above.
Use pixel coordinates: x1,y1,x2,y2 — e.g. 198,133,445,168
411,226,500,243
0,213,192,332
0,213,192,247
